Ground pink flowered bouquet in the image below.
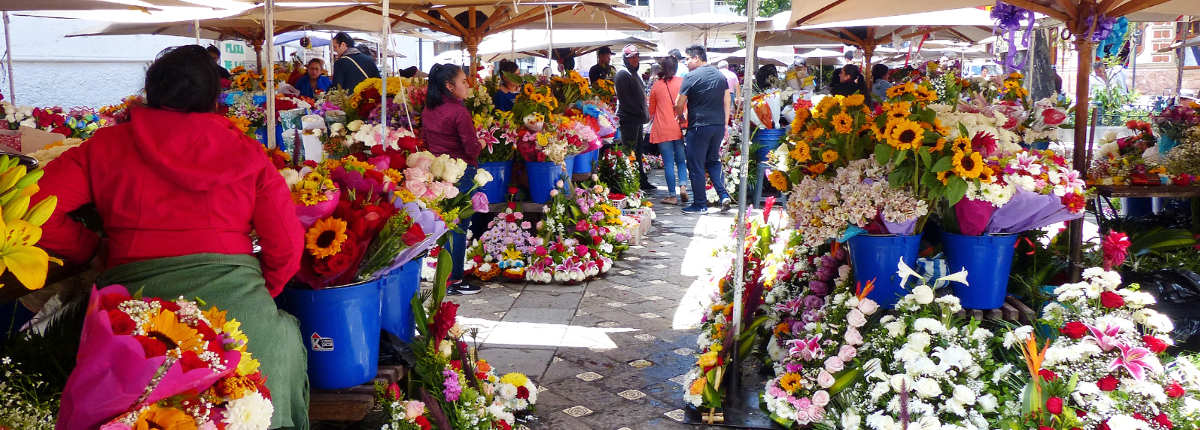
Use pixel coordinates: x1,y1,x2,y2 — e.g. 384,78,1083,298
953,149,1086,236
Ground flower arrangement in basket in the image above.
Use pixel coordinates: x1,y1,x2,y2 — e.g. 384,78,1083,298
464,200,537,282
1162,124,1200,182
1152,103,1200,147
58,285,273,430
523,180,627,283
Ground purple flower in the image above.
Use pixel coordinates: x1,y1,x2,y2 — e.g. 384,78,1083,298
803,295,825,310
802,309,821,323
808,280,829,296
443,369,462,401
815,267,834,283
785,362,803,373
471,192,489,213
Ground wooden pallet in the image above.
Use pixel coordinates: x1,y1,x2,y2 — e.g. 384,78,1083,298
954,296,1037,325
310,365,407,422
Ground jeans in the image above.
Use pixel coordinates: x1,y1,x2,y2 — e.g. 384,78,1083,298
619,119,649,185
685,124,729,206
448,166,477,282
658,139,688,195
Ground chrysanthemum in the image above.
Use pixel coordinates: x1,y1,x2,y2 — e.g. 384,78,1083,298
887,119,924,151
832,113,854,134
953,151,984,179
223,392,274,430
135,405,197,430
305,217,349,259
821,149,839,163
789,141,812,163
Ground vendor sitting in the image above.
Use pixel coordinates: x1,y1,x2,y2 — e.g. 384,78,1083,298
33,45,310,429
493,59,521,112
295,58,332,99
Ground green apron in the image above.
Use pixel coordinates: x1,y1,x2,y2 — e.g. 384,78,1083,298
98,253,310,430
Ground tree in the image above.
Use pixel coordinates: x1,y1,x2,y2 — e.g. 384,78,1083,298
729,0,790,18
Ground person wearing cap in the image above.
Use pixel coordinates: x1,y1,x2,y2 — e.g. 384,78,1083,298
615,44,654,190
330,31,380,91
676,44,732,214
589,46,617,85
717,60,740,108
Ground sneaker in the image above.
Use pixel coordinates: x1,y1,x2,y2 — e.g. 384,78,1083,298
447,280,482,295
720,197,733,213
682,205,708,214
640,181,657,192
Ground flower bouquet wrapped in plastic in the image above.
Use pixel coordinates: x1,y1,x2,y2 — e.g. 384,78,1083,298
952,149,1086,235
59,285,271,430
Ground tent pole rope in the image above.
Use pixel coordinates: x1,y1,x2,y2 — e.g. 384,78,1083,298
3,12,13,104
265,0,277,150
731,0,760,396
545,3,554,76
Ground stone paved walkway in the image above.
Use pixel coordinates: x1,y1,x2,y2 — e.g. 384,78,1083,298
445,182,741,430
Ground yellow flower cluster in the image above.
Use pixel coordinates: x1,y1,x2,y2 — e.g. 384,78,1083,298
293,171,334,206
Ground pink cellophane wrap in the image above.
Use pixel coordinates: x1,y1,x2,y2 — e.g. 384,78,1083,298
57,285,241,430
985,188,1083,234
955,198,998,236
295,190,341,228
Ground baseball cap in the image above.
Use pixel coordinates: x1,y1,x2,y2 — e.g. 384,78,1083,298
666,49,684,60
622,44,639,58
597,46,614,55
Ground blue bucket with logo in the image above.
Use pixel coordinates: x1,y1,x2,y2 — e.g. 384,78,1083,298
381,259,423,342
254,124,285,150
479,160,513,204
848,234,921,309
527,160,562,203
279,279,382,390
573,149,598,174
943,232,1019,309
1158,134,1179,155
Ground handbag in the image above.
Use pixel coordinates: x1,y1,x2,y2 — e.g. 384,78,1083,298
666,79,687,130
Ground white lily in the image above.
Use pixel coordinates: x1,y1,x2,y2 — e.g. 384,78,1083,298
936,269,970,287
896,257,924,289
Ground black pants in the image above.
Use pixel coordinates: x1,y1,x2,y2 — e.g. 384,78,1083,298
619,119,650,186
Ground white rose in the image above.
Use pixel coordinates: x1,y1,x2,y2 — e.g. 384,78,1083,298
846,309,867,328
347,119,364,132
841,411,861,430
911,284,934,305
884,321,906,339
474,167,494,186
952,384,976,405
913,378,941,398
977,393,997,412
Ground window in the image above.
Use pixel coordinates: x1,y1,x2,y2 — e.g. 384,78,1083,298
624,0,647,6
714,0,725,5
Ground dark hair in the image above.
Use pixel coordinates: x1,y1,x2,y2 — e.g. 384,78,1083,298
306,58,324,67
398,66,419,78
333,32,355,48
205,45,220,56
685,45,706,62
145,45,220,113
657,55,678,80
498,59,518,74
871,63,889,80
553,48,575,71
426,63,464,110
755,64,778,90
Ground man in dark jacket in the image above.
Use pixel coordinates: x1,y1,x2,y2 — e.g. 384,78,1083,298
330,32,380,91
614,44,653,190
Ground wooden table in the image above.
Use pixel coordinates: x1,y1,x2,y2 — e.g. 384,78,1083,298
310,364,407,422
1093,185,1200,198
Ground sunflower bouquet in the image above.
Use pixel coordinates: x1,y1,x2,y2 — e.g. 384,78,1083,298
949,148,1086,236
511,81,559,131
59,285,273,430
593,79,616,106
550,70,593,108
781,93,874,182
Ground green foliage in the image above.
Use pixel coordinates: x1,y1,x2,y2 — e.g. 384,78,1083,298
728,0,790,18
1091,84,1149,126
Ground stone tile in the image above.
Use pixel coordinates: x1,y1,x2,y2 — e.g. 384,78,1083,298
617,389,646,401
562,405,594,417
672,347,694,356
633,333,657,342
575,371,604,382
511,290,584,309
664,409,686,422
502,307,577,324
477,347,556,380
628,359,653,369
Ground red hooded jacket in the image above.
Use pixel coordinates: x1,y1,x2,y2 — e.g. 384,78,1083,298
34,107,303,296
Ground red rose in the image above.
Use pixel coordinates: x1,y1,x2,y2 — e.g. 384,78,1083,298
450,359,462,370
494,420,510,430
1154,413,1173,429
1100,291,1125,309
1098,375,1119,391
1039,369,1058,382
1060,321,1088,339
402,223,427,247
1042,108,1066,125
108,310,136,335
516,385,530,399
179,350,209,372
387,382,402,400
1143,335,1168,353
1076,409,1086,418
99,290,131,310
507,186,519,195
428,301,459,343
1167,381,1185,398
134,335,168,358
415,415,431,430
1046,397,1063,415
1097,421,1110,430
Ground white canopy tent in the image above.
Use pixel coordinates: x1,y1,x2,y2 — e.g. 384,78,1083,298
475,29,655,62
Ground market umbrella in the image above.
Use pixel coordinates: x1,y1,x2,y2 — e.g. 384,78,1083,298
476,29,655,62
646,12,769,44
788,0,989,27
710,47,797,67
0,0,233,10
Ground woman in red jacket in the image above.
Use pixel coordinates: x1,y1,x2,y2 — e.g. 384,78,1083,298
34,46,309,428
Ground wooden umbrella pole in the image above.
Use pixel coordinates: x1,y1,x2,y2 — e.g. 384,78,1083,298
1068,33,1095,281
863,44,874,91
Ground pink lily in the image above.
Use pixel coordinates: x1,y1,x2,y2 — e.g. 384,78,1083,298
787,335,824,362
1085,323,1121,352
775,297,805,315
1109,342,1162,381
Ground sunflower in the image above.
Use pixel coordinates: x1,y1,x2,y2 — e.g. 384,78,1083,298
886,84,908,99
305,217,349,259
808,163,828,175
951,136,972,153
887,119,924,151
953,150,984,179
134,405,197,430
794,106,811,124
914,86,936,102
979,166,995,183
779,372,805,393
841,94,865,108
768,171,790,191
821,149,838,163
936,170,949,184
831,113,854,134
789,141,812,163
805,126,825,140
145,310,205,353
933,118,949,135
931,138,946,152
816,96,839,118
887,101,912,120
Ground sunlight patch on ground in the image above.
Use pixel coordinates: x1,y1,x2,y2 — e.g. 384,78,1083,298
456,317,636,350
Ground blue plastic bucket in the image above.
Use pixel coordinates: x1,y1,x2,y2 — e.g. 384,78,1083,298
574,149,597,174
255,124,285,150
381,259,422,342
279,279,383,390
752,128,787,161
1025,140,1050,150
479,160,513,204
1158,134,1179,155
564,154,577,178
943,232,1019,309
527,161,562,203
1125,197,1154,218
848,234,921,309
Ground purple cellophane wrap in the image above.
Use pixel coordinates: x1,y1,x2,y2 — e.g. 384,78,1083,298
58,285,240,430
374,201,448,278
955,198,998,236
985,188,1083,234
295,190,340,228
882,218,918,235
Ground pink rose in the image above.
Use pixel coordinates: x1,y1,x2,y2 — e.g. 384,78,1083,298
817,370,835,388
404,401,426,420
847,309,867,328
405,180,427,197
811,390,830,407
837,345,857,362
824,356,844,373
441,183,460,199
404,166,429,183
844,327,863,346
857,298,879,315
807,405,825,421
471,192,489,213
